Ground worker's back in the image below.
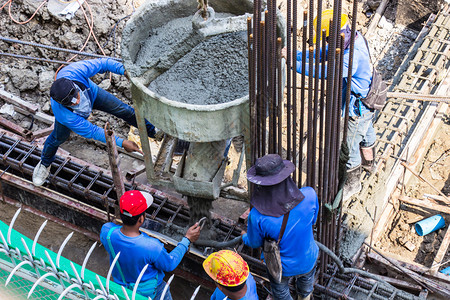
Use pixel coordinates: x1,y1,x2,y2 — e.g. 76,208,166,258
100,223,164,286
244,186,319,276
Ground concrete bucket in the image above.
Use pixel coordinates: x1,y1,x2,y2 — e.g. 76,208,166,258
121,0,285,205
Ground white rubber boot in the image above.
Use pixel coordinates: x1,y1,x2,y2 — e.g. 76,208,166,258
32,161,50,186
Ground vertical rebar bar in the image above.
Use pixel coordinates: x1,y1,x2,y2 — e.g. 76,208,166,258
260,20,266,156
248,19,256,165
343,0,358,143
271,1,278,155
277,37,283,156
286,0,292,161
307,45,315,188
292,1,298,183
267,5,275,154
330,48,342,253
299,10,307,187
317,29,327,285
311,0,322,193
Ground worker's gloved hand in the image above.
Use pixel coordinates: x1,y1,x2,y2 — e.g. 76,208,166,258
122,139,143,155
124,70,130,81
185,223,201,243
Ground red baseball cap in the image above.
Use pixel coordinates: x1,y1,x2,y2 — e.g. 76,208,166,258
120,190,154,217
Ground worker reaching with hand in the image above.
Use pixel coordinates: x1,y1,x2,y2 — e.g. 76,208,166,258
100,190,201,300
203,250,258,299
32,58,162,186
282,9,377,201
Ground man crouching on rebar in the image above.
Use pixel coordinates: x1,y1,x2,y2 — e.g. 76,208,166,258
32,58,162,187
241,154,319,300
100,190,200,300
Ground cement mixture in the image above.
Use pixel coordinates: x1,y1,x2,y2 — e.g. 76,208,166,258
148,31,248,105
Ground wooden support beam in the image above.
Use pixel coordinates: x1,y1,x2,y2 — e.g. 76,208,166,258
401,162,450,203
364,67,450,260
366,251,450,286
399,195,450,214
14,106,54,125
0,115,32,140
31,125,54,140
0,88,38,113
367,274,423,292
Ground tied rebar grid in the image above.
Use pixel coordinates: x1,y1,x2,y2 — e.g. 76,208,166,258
0,134,275,296
247,0,355,284
318,265,421,300
0,135,416,300
359,9,450,199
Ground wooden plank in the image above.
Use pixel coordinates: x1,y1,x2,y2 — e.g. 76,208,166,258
14,106,54,125
31,125,54,140
0,115,32,139
367,274,423,292
0,88,38,113
401,162,450,203
367,68,450,254
424,194,449,202
366,251,450,285
431,226,450,275
399,195,450,214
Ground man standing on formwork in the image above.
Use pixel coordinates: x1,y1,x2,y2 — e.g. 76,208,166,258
100,190,201,300
32,58,161,186
283,9,377,201
242,154,319,300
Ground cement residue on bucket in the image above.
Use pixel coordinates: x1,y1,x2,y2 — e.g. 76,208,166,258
135,13,238,74
148,31,248,105
135,16,200,71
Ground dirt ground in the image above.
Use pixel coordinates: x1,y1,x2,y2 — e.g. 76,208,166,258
375,112,450,269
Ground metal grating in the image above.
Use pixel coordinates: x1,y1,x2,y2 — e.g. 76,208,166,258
0,268,58,299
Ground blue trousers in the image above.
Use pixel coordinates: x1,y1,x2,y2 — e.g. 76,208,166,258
41,88,155,167
268,264,316,300
154,281,173,300
346,111,376,169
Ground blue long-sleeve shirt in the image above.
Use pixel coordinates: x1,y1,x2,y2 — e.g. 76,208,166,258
210,273,258,300
242,186,319,276
295,33,372,117
100,222,190,287
51,58,126,147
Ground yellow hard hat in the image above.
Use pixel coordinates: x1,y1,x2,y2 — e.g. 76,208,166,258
313,9,349,44
203,250,249,287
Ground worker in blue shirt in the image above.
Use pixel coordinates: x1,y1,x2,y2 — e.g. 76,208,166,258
203,250,258,300
32,58,160,186
242,154,319,300
282,9,377,201
100,190,201,300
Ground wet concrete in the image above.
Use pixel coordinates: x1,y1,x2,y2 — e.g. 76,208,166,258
148,30,248,105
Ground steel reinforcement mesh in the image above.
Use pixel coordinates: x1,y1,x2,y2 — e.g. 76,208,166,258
0,268,58,300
